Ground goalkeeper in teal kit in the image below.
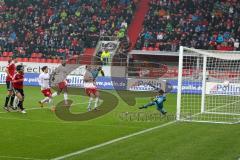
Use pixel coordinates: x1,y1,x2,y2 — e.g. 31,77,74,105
139,89,167,115
91,66,105,80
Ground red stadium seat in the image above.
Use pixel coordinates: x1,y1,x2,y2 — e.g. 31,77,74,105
148,47,154,51
8,52,13,57
39,58,46,63
52,59,60,63
142,47,147,51
0,57,8,61
46,59,53,63
154,47,159,51
17,58,23,62
35,58,41,62
29,58,34,62
3,52,8,57
22,58,29,62
31,58,37,62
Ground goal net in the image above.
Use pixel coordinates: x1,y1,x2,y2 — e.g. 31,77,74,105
177,46,240,124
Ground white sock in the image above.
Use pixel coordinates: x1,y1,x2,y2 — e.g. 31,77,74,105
48,98,54,107
63,93,68,103
88,97,93,110
52,92,57,97
13,96,18,108
94,97,99,109
48,98,52,104
41,97,50,103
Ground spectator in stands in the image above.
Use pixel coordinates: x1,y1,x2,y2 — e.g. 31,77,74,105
0,0,137,60
136,0,240,52
234,39,239,51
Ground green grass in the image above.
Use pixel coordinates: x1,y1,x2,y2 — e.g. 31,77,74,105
0,86,239,160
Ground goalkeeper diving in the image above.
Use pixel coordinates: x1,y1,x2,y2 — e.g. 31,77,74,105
139,89,167,115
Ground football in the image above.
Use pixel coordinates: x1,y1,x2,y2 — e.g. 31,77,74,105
223,80,230,86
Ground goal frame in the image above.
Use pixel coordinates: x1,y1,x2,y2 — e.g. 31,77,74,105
176,46,240,124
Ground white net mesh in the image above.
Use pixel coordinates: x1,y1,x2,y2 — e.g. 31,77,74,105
177,47,240,124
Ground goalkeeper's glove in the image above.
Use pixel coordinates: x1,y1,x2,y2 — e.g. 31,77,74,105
100,70,105,76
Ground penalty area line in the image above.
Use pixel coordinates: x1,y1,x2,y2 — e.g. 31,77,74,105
52,120,177,160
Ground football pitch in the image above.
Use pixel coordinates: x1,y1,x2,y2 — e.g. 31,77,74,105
0,86,239,160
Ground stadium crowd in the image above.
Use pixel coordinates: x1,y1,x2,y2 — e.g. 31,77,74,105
135,0,240,51
0,0,136,59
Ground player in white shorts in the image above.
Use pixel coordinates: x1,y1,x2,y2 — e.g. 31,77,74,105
84,65,104,111
50,59,69,105
38,66,57,111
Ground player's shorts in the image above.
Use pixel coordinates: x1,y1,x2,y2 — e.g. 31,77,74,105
85,88,97,96
41,88,52,97
6,81,13,91
57,81,67,90
13,88,24,97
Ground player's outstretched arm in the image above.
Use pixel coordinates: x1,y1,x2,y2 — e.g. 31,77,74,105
100,70,105,76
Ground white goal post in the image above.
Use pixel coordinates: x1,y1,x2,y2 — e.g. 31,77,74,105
177,46,240,124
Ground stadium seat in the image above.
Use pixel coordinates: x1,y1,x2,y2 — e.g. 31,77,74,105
33,58,39,62
22,58,29,62
39,58,46,63
29,58,38,62
2,57,8,61
28,58,33,62
148,47,154,51
17,58,23,62
3,52,8,57
8,52,13,57
142,47,147,51
52,59,60,63
46,59,53,63
34,58,40,62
